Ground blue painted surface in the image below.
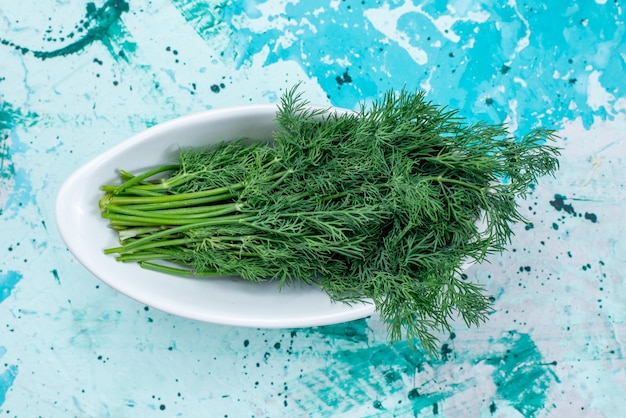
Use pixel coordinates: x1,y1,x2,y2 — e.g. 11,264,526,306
0,0,624,416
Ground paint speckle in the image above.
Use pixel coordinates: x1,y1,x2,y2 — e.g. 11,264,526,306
210,83,226,93
440,343,453,361
584,212,598,223
549,194,575,215
51,269,60,285
335,70,353,86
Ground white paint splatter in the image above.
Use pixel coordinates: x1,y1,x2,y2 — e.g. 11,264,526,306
508,0,531,56
587,70,615,111
363,2,428,65
420,66,435,92
416,2,490,43
312,7,325,17
513,77,528,88
462,37,476,49
613,97,626,111
275,29,298,49
503,98,519,132
364,0,492,65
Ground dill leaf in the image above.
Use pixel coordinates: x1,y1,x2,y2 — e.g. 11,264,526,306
100,85,560,355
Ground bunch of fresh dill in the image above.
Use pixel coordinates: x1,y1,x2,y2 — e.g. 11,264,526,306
100,86,560,354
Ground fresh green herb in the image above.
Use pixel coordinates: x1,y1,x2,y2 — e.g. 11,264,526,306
100,86,560,354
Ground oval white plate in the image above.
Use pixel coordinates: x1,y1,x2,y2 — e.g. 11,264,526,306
55,104,376,328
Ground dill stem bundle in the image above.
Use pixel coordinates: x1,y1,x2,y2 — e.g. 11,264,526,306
99,86,560,354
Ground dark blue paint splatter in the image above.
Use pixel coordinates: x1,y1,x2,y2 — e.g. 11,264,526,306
549,194,575,215
550,194,598,223
584,212,598,223
0,0,130,60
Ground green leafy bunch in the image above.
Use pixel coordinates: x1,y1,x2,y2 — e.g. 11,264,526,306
100,85,560,354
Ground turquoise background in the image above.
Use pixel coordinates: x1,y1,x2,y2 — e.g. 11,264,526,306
1,0,624,416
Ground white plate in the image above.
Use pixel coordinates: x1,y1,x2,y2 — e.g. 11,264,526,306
55,104,376,328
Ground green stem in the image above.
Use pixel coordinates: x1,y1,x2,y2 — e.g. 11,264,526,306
139,261,223,277
107,185,242,205
119,172,196,191
113,164,180,194
102,203,243,225
421,176,487,193
102,192,238,209
119,170,137,181
118,169,162,184
265,168,294,192
108,237,198,253
103,170,287,207
101,185,167,196
103,213,197,225
116,252,181,263
108,219,179,227
118,226,166,241
103,203,242,222
104,214,257,253
320,190,349,201
139,202,238,216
